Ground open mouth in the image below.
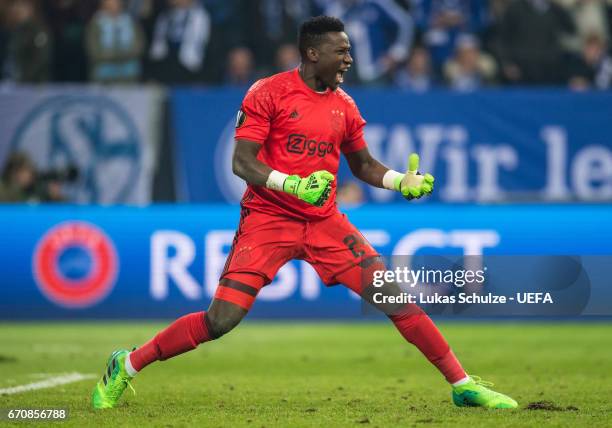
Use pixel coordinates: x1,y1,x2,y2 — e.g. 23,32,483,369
335,69,348,85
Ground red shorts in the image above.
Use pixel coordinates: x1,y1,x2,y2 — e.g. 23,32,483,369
221,209,379,288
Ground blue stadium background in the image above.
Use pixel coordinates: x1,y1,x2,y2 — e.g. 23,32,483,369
0,86,611,320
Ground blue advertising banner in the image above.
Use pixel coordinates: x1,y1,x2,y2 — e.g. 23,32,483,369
171,88,612,204
0,204,610,320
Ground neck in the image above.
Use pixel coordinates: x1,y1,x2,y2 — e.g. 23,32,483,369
298,63,327,92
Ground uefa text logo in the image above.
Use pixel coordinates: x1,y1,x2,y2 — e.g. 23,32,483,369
33,221,119,308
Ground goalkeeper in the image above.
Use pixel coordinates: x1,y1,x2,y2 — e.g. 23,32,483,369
93,16,517,411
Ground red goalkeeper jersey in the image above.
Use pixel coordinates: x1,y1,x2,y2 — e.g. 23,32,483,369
234,68,367,221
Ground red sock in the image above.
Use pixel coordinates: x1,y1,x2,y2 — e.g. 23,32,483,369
390,307,467,384
129,311,211,372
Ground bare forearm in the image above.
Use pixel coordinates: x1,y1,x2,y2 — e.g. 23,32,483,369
352,157,390,188
232,139,273,186
345,148,397,189
233,156,273,186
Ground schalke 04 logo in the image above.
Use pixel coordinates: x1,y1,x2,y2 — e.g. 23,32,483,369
10,94,141,203
33,221,119,308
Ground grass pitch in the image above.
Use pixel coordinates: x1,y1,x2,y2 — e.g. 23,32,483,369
0,321,611,427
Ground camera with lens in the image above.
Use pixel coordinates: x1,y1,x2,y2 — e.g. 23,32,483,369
37,165,79,183
34,165,79,202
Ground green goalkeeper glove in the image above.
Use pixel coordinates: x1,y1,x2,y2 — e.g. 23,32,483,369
394,154,435,200
283,170,334,206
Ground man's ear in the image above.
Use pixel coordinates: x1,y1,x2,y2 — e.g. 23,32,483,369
306,46,319,63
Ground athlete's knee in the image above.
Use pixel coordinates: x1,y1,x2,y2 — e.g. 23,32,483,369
205,315,238,339
205,299,246,339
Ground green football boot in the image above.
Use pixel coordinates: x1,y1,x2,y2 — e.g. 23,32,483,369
452,376,518,409
92,350,135,409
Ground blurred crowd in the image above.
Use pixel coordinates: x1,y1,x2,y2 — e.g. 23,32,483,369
0,0,611,90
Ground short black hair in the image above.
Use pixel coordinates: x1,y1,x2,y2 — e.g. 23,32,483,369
298,16,345,58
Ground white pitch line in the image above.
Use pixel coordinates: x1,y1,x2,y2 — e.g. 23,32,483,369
0,372,96,395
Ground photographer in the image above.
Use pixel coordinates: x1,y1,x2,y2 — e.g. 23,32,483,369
0,152,77,203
